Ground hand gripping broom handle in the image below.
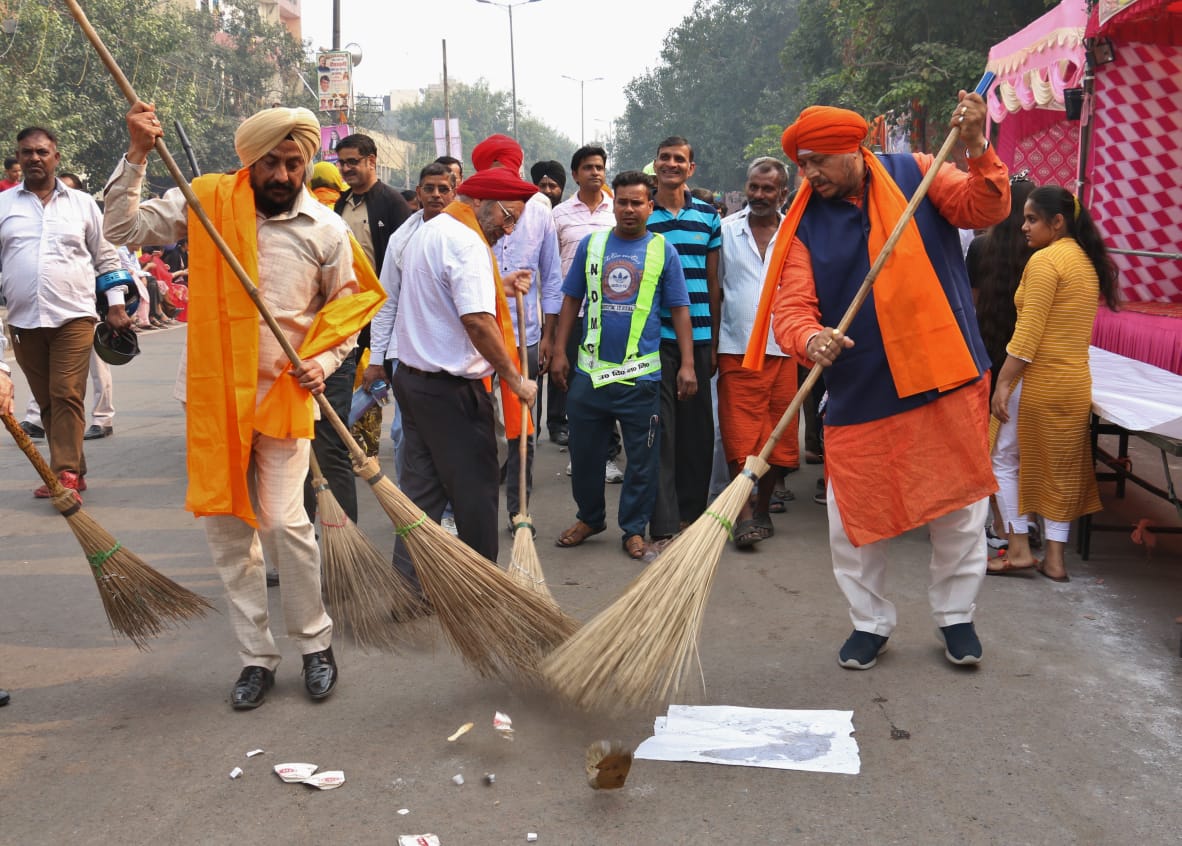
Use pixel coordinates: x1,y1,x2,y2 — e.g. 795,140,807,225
514,290,530,514
756,73,995,466
2,413,66,493
65,0,368,467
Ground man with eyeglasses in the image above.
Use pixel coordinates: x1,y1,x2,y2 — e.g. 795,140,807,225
364,161,458,477
390,165,539,583
297,134,412,528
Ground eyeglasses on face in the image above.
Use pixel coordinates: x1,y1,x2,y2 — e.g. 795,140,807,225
497,201,517,227
337,157,369,168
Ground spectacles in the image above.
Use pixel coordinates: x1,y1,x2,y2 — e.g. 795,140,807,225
497,201,517,228
419,184,452,194
337,157,369,168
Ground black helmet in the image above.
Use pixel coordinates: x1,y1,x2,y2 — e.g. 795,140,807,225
95,269,141,321
94,323,140,366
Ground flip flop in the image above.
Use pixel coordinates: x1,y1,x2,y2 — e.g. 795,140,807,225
986,554,1035,577
555,520,606,548
733,515,773,549
1035,560,1070,583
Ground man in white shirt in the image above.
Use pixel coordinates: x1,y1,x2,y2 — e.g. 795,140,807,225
717,157,799,548
0,126,129,500
0,314,13,707
392,167,538,580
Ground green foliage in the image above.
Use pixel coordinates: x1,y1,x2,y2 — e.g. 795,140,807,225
0,0,306,193
390,79,576,179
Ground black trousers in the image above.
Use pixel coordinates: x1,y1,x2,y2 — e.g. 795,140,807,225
650,341,715,537
392,367,500,584
304,348,359,523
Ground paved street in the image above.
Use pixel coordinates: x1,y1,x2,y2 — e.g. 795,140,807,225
2,323,1179,845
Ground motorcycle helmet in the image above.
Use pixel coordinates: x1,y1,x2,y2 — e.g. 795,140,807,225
93,322,140,366
95,268,141,320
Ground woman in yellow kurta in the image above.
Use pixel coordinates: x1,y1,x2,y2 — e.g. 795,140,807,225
990,186,1120,581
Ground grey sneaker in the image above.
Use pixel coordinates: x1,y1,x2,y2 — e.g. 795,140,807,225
605,459,624,483
838,630,888,670
441,516,458,536
939,622,982,666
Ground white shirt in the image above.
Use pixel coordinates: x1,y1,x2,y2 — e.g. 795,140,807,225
395,212,497,379
718,207,787,357
493,191,562,347
553,190,615,276
0,314,9,373
0,180,123,328
370,209,426,362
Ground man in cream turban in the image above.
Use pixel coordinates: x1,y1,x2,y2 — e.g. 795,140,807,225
104,103,384,710
744,93,1010,671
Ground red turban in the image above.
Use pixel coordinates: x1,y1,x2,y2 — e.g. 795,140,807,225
780,106,869,164
457,167,538,200
471,133,524,173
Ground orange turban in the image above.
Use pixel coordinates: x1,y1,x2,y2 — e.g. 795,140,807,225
780,106,869,164
471,133,524,173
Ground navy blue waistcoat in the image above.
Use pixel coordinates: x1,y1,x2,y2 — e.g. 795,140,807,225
797,154,989,426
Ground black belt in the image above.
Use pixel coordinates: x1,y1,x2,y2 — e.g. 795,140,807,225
402,364,471,382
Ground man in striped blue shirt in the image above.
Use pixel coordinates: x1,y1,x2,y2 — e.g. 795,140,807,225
646,136,722,541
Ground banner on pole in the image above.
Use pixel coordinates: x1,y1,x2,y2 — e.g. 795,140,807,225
432,118,462,159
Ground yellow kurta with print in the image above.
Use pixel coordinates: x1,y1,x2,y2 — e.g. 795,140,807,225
1007,237,1102,522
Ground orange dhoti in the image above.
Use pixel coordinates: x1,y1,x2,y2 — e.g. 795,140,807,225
717,353,799,469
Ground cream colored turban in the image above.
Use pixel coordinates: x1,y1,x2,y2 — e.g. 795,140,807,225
234,107,321,168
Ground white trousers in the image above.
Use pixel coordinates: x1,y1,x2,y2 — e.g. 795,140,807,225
991,381,1071,543
24,347,114,427
828,480,989,636
204,433,331,671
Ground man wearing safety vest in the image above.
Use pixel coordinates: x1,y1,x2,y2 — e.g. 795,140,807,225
549,170,697,561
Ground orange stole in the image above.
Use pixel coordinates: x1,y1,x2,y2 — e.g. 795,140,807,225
743,150,978,399
441,201,533,440
185,174,385,524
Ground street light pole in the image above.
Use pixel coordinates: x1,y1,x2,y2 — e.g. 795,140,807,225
561,75,604,145
476,0,543,139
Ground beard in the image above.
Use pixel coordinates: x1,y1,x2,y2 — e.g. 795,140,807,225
252,181,300,217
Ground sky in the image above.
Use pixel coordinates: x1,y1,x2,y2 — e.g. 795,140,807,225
300,0,702,146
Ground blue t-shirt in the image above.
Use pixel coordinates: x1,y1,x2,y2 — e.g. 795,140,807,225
562,231,689,381
647,190,722,344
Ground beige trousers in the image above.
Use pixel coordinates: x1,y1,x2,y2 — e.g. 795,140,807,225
204,433,331,671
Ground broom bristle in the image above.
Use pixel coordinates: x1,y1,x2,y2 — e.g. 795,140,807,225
541,456,769,713
357,460,578,680
53,491,214,651
316,482,429,652
507,513,557,605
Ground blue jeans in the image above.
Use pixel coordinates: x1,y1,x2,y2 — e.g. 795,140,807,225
567,372,660,539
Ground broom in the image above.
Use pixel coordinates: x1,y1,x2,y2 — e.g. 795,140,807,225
542,75,995,712
2,413,213,649
506,289,556,604
65,0,577,680
309,450,428,650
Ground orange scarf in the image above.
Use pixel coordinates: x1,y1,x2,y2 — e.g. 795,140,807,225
186,172,385,524
744,150,978,398
442,200,532,440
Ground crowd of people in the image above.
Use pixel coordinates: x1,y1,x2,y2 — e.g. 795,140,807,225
0,86,1118,709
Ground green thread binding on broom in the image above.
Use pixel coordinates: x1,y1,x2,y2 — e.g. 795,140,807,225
705,510,734,539
87,542,122,572
395,513,428,538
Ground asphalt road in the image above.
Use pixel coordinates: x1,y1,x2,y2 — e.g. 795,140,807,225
1,323,1179,845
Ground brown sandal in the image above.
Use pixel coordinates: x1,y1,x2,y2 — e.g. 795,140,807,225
623,534,647,560
556,520,606,548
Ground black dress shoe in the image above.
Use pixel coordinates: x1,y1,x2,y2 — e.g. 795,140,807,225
19,421,44,439
0,688,10,707
84,424,114,440
231,666,274,710
302,647,337,700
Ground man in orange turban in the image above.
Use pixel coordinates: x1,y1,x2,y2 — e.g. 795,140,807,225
745,93,1010,671
104,103,384,710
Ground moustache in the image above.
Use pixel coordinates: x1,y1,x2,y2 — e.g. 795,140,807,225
263,181,296,194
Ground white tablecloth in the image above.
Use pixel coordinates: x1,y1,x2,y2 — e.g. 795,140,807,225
1090,346,1182,439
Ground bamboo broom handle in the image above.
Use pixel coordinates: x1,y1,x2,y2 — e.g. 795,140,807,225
514,288,530,514
756,90,987,466
64,0,369,469
2,413,66,492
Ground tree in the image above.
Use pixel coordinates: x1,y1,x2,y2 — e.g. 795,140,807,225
391,79,576,179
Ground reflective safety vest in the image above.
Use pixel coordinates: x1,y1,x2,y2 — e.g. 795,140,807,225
578,231,665,388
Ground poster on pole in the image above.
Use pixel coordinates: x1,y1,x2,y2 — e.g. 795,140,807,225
320,124,353,163
432,118,462,159
317,50,353,113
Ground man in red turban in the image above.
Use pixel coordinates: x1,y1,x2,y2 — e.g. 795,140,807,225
389,156,539,582
745,93,1010,671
